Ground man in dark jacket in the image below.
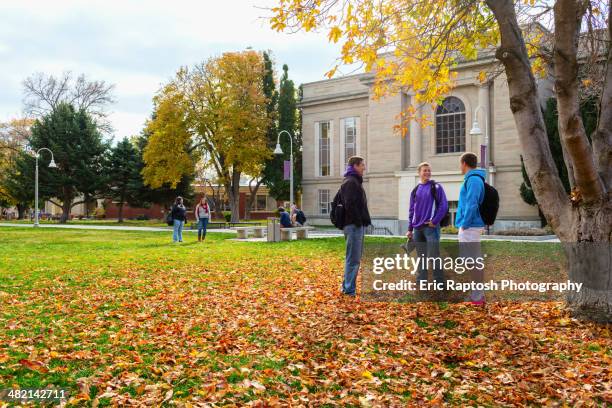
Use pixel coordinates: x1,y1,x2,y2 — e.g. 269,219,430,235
341,156,371,296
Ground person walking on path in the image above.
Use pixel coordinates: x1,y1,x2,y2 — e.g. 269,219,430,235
406,162,449,285
194,196,210,242
340,156,372,297
171,196,187,243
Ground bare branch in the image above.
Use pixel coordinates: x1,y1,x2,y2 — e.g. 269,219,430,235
22,71,115,133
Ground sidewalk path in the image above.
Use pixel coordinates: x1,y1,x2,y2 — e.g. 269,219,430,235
0,223,235,234
0,223,560,242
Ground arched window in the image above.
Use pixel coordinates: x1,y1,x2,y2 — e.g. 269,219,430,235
435,96,466,154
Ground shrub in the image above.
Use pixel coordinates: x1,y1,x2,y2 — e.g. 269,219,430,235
441,225,458,234
93,207,105,219
223,211,232,222
495,228,548,236
135,214,150,221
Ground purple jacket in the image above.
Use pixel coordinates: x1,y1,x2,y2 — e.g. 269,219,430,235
408,180,448,231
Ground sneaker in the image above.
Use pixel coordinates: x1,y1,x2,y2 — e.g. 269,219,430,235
470,299,486,306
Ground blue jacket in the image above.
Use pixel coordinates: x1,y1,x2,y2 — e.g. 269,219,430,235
279,211,292,228
455,168,486,229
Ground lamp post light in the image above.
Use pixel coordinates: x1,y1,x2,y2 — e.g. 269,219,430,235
470,105,488,170
273,130,294,206
34,148,57,227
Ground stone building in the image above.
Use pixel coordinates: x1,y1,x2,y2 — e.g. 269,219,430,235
299,52,554,234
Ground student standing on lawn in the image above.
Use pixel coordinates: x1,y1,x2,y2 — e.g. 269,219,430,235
406,162,449,285
340,156,371,297
171,196,187,243
194,196,210,242
455,152,486,304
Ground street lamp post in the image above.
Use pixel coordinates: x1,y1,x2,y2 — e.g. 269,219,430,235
273,130,294,206
34,148,57,227
469,105,488,170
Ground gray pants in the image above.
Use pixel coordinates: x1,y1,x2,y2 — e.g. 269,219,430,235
342,224,365,296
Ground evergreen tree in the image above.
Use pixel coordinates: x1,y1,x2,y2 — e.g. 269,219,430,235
106,137,141,222
262,63,301,201
13,103,108,223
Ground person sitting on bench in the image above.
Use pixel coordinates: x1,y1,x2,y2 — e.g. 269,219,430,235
278,207,293,228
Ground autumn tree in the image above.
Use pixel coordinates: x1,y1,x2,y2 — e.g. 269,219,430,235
520,97,598,225
130,133,194,211
246,51,278,219
143,51,271,223
271,1,611,321
0,119,33,217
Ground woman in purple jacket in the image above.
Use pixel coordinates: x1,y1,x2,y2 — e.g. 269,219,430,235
406,162,449,285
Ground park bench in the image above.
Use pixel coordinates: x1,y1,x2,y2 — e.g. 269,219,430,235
189,221,227,230
280,226,315,241
234,226,267,239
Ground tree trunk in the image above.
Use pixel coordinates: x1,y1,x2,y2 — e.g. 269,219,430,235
59,186,73,223
16,204,27,220
564,200,612,322
245,178,263,220
84,193,91,218
60,200,72,223
227,170,241,223
486,0,611,321
118,202,124,223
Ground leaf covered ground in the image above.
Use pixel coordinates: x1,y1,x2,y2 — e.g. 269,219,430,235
0,228,610,407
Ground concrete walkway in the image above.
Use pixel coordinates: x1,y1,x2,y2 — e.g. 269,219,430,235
0,223,236,234
0,223,560,243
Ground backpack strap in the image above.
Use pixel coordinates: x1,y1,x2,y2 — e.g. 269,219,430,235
430,180,439,206
410,185,419,201
466,174,485,183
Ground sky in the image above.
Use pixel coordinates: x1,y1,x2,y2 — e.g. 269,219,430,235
0,0,346,141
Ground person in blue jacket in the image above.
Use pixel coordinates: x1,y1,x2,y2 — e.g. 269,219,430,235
278,207,293,228
456,152,486,305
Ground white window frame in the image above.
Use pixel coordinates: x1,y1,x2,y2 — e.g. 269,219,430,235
340,116,360,167
318,189,331,215
435,96,466,154
314,120,334,177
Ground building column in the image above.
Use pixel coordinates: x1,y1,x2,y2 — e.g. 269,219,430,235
477,84,490,164
408,97,422,168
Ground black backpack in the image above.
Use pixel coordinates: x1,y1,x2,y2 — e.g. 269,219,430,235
330,188,345,229
296,210,307,225
467,174,499,226
166,210,174,226
410,181,451,227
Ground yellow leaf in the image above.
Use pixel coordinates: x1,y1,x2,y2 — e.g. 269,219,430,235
361,370,373,379
328,26,342,43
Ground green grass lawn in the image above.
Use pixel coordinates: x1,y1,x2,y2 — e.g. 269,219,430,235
0,228,609,406
0,218,268,228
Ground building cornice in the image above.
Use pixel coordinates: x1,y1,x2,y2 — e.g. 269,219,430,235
299,89,369,108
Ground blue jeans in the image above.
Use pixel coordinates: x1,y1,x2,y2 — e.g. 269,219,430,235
413,225,444,284
173,219,184,242
342,224,365,296
197,217,209,240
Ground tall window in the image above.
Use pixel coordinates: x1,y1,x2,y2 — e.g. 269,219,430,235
319,121,331,176
255,195,267,211
344,117,357,162
319,189,331,215
435,97,466,154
